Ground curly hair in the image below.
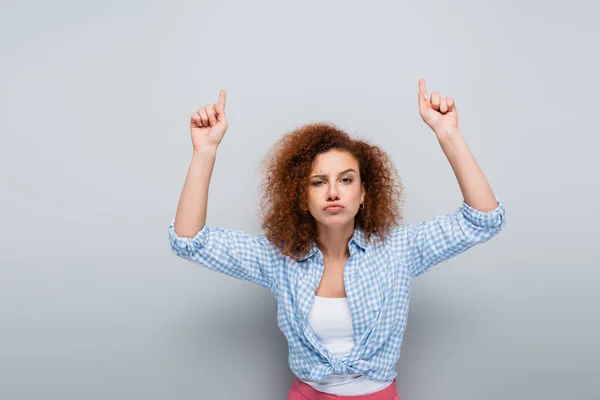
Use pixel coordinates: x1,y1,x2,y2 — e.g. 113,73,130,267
258,122,404,260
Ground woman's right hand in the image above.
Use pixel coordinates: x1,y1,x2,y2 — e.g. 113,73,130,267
190,89,228,151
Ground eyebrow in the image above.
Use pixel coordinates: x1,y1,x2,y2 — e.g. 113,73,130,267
310,168,357,179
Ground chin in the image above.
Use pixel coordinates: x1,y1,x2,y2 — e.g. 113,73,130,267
315,215,355,228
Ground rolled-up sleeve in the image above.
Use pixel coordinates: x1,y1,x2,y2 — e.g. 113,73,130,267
389,197,506,278
168,220,279,290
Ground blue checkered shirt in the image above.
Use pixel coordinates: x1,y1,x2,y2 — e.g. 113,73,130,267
168,198,506,381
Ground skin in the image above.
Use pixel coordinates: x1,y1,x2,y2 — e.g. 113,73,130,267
306,149,366,261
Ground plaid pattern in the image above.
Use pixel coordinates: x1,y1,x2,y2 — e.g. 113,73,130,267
169,198,506,381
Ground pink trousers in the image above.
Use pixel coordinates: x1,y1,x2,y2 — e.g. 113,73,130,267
287,378,399,400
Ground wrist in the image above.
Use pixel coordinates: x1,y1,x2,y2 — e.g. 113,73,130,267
435,127,462,142
193,146,218,156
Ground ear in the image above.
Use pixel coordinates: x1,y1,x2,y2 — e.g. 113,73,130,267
361,183,366,204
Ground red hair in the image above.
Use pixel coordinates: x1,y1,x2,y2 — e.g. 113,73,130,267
259,122,404,260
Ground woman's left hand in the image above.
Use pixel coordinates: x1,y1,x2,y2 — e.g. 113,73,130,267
418,78,460,139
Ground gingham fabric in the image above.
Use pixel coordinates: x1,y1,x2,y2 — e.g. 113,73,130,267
168,197,506,381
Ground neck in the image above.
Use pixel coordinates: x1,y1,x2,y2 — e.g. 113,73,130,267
315,220,355,260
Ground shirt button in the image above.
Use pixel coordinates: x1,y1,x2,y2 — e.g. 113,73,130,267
296,311,303,319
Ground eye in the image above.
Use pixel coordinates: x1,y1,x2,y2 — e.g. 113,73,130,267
341,178,353,184
312,181,325,186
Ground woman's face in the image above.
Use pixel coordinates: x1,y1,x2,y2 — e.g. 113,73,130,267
306,149,365,229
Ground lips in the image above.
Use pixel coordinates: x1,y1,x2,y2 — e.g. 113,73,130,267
324,205,344,212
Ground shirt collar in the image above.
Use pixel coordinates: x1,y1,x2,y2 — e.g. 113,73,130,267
296,227,368,262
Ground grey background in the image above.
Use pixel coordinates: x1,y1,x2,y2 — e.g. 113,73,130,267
1,0,599,399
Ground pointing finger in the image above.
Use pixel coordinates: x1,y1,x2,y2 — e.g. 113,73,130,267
418,78,430,111
217,89,226,111
418,78,428,98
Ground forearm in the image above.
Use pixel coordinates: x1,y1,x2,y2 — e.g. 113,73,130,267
173,148,218,238
438,129,498,212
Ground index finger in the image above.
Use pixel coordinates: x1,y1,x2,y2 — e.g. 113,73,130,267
418,78,428,97
217,89,226,110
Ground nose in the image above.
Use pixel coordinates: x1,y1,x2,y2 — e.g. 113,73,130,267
326,182,339,200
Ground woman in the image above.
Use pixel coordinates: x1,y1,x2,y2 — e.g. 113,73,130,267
169,79,506,399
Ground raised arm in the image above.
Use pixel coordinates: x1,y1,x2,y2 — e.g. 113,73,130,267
173,90,227,238
417,78,499,212
169,90,278,290
388,79,506,278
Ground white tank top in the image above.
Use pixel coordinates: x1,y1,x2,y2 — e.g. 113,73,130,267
298,295,395,395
